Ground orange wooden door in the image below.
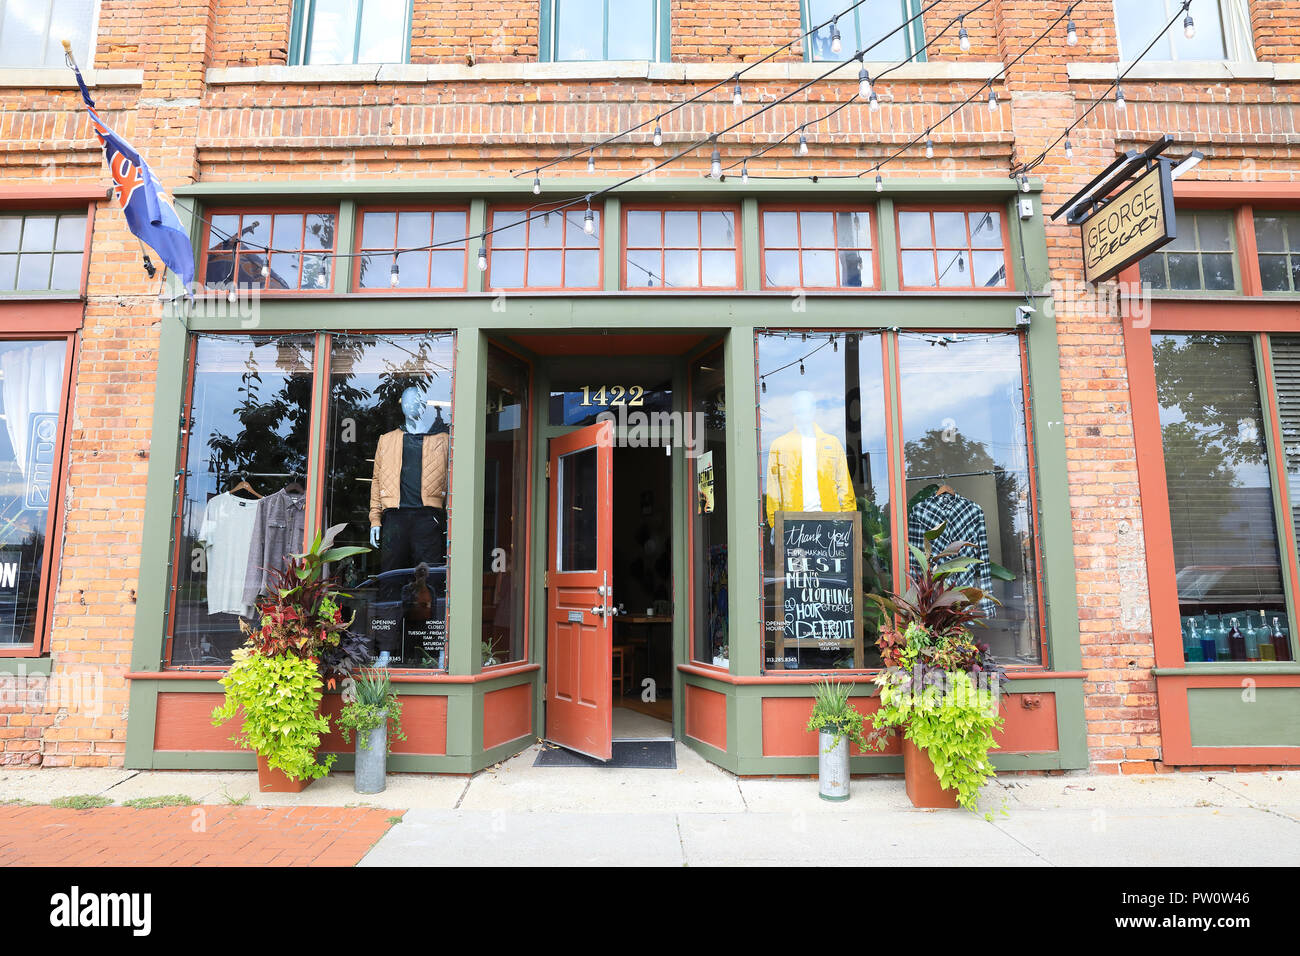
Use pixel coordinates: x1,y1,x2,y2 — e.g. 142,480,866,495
545,419,614,760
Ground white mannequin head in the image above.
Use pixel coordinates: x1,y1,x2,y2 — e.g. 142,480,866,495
791,390,817,436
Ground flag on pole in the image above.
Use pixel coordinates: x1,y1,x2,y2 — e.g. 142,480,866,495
68,55,194,288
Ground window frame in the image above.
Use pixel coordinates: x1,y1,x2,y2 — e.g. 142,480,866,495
621,204,743,293
200,206,340,295
485,205,605,292
351,205,471,293
758,204,880,291
800,0,925,63
894,204,1014,292
1139,207,1241,296
1253,210,1300,297
538,0,671,63
288,0,413,66
0,329,78,658
1112,0,1253,63
0,0,100,70
0,208,95,300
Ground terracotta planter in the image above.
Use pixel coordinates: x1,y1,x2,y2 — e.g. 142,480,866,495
256,754,312,794
902,737,959,810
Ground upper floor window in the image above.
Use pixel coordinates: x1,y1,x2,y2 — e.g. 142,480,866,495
356,207,469,291
0,0,96,69
1138,210,1236,293
203,210,337,292
540,0,669,62
623,207,739,291
896,208,1008,290
803,0,922,62
487,207,602,291
0,212,87,295
761,207,875,290
1255,212,1300,295
290,0,410,65
1114,0,1254,62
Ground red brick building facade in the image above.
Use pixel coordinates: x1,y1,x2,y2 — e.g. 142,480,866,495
1,0,1297,772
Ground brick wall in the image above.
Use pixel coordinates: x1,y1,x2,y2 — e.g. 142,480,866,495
2,1,1298,768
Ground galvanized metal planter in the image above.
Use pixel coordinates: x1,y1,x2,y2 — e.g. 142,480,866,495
818,731,850,801
353,711,388,795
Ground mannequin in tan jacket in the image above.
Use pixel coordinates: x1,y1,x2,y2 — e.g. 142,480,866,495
368,386,449,547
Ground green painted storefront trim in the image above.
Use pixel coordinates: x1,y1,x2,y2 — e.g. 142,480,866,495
1187,686,1300,749
0,658,53,676
1152,664,1300,677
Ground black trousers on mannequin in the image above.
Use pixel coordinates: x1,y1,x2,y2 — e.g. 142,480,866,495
378,507,446,603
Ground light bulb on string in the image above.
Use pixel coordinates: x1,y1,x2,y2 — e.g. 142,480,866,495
477,235,488,272
925,137,934,159
260,262,269,278
315,270,327,288
875,172,884,193
868,90,879,111
831,336,838,352
710,148,722,179
830,17,841,55
732,78,743,108
1019,174,1031,193
532,174,541,195
1067,19,1077,46
741,163,750,184
988,87,998,111
797,132,809,156
761,378,767,394
227,289,237,304
1065,138,1074,159
858,68,871,99
1115,85,1126,112
653,123,663,147
587,153,596,174
1184,12,1196,40
390,261,400,287
583,199,595,235
958,16,970,52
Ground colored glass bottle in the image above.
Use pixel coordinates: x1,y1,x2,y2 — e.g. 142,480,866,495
1273,617,1292,662
1227,618,1246,661
1187,620,1207,662
1214,614,1231,659
1244,613,1261,662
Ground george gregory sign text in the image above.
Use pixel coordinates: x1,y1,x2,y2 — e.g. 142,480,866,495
1079,163,1176,285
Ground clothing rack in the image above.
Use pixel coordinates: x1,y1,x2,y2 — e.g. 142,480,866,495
908,468,1004,482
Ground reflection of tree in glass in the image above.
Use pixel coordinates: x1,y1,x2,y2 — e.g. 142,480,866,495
205,340,314,484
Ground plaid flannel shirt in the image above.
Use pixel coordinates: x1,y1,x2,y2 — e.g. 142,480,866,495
907,491,996,618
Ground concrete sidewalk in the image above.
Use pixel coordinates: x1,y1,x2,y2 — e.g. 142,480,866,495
1,742,1297,866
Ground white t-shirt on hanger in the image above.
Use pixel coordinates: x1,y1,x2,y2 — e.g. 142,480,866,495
198,492,261,618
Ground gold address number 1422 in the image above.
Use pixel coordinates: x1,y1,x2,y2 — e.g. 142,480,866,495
578,385,646,407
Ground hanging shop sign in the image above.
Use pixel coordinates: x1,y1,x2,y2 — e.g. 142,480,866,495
24,412,59,511
773,511,863,668
1055,135,1181,286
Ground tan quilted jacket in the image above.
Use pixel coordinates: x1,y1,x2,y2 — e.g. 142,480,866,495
369,429,450,527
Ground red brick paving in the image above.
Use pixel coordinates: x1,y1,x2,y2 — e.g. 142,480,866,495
0,805,403,867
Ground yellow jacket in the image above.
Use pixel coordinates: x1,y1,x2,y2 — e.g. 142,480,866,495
765,425,856,526
369,429,450,527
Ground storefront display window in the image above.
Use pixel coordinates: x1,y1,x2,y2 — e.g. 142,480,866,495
1255,212,1300,294
325,333,456,670
168,334,315,666
760,208,875,289
0,339,69,650
898,333,1042,665
356,208,469,290
488,208,601,290
690,346,727,666
0,212,87,294
1138,211,1236,292
897,208,1008,289
623,207,739,290
1155,333,1292,662
758,331,889,670
203,210,337,291
482,344,530,666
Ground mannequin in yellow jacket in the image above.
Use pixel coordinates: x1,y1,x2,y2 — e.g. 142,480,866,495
765,390,856,530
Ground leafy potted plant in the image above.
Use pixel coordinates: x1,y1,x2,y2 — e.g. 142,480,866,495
212,523,371,793
805,679,870,801
865,525,1006,812
337,667,406,795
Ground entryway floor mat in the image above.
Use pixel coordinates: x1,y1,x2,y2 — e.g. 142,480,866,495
533,740,677,769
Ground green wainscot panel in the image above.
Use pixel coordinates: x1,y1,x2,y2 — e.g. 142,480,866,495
1187,687,1300,748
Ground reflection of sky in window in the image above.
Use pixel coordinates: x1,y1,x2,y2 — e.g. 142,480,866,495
757,333,888,504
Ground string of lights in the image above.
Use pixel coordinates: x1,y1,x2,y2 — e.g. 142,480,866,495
1011,0,1196,178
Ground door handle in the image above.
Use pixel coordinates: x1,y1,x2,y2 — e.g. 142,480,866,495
590,605,607,617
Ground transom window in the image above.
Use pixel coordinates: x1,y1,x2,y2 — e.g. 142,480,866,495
541,0,668,62
761,208,874,289
204,210,337,292
1138,210,1236,293
487,208,601,291
0,212,87,294
290,0,410,65
0,0,96,69
356,208,469,291
1114,0,1253,62
1255,212,1300,295
803,0,922,62
624,208,739,291
897,209,1008,290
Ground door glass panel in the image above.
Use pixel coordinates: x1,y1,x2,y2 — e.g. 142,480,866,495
558,446,599,571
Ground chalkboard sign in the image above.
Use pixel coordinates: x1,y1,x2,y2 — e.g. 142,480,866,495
773,511,863,669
